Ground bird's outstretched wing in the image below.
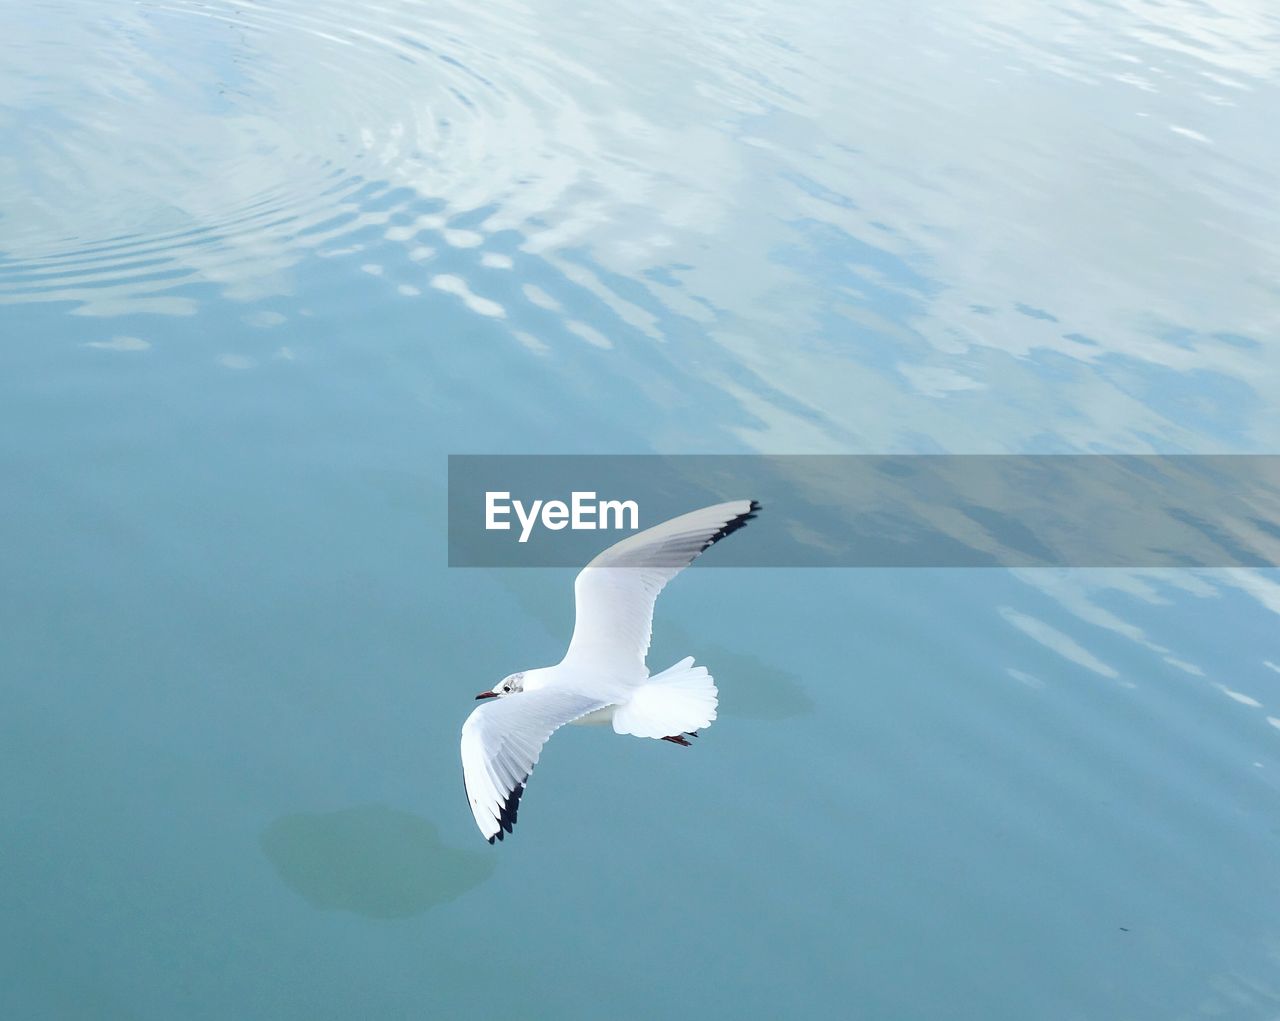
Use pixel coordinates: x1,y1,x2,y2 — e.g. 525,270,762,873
561,499,759,673
461,689,610,843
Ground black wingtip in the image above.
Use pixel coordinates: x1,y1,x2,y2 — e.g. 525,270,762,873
701,499,761,552
493,776,529,842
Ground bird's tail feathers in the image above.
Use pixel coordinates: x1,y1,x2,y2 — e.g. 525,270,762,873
613,657,718,739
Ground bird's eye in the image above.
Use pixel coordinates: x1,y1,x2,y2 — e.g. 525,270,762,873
503,685,510,693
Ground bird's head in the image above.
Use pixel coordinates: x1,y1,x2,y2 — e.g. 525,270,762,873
475,672,525,700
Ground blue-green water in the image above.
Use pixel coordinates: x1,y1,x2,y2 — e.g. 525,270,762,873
4,1,1280,1017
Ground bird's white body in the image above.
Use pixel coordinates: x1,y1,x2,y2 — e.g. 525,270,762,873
459,499,760,843
566,701,617,726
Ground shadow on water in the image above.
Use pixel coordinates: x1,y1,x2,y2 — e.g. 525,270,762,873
701,642,814,721
655,622,814,721
261,806,495,919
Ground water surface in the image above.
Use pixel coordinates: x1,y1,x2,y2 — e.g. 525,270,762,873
3,1,1280,1018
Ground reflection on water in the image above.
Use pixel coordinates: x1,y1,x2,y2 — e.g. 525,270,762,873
261,807,495,919
2,0,1277,451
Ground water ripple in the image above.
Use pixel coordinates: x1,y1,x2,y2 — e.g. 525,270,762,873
3,0,1278,453
0,0,616,314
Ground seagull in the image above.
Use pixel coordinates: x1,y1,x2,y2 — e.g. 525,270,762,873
460,499,760,843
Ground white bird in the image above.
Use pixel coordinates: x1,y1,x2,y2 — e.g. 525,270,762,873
460,499,760,843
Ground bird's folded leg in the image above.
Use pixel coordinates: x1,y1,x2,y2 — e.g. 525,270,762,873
661,734,692,746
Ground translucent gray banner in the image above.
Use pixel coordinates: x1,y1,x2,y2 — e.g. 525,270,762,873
447,455,1280,568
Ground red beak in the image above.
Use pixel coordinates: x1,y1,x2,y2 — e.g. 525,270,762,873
474,690,499,700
